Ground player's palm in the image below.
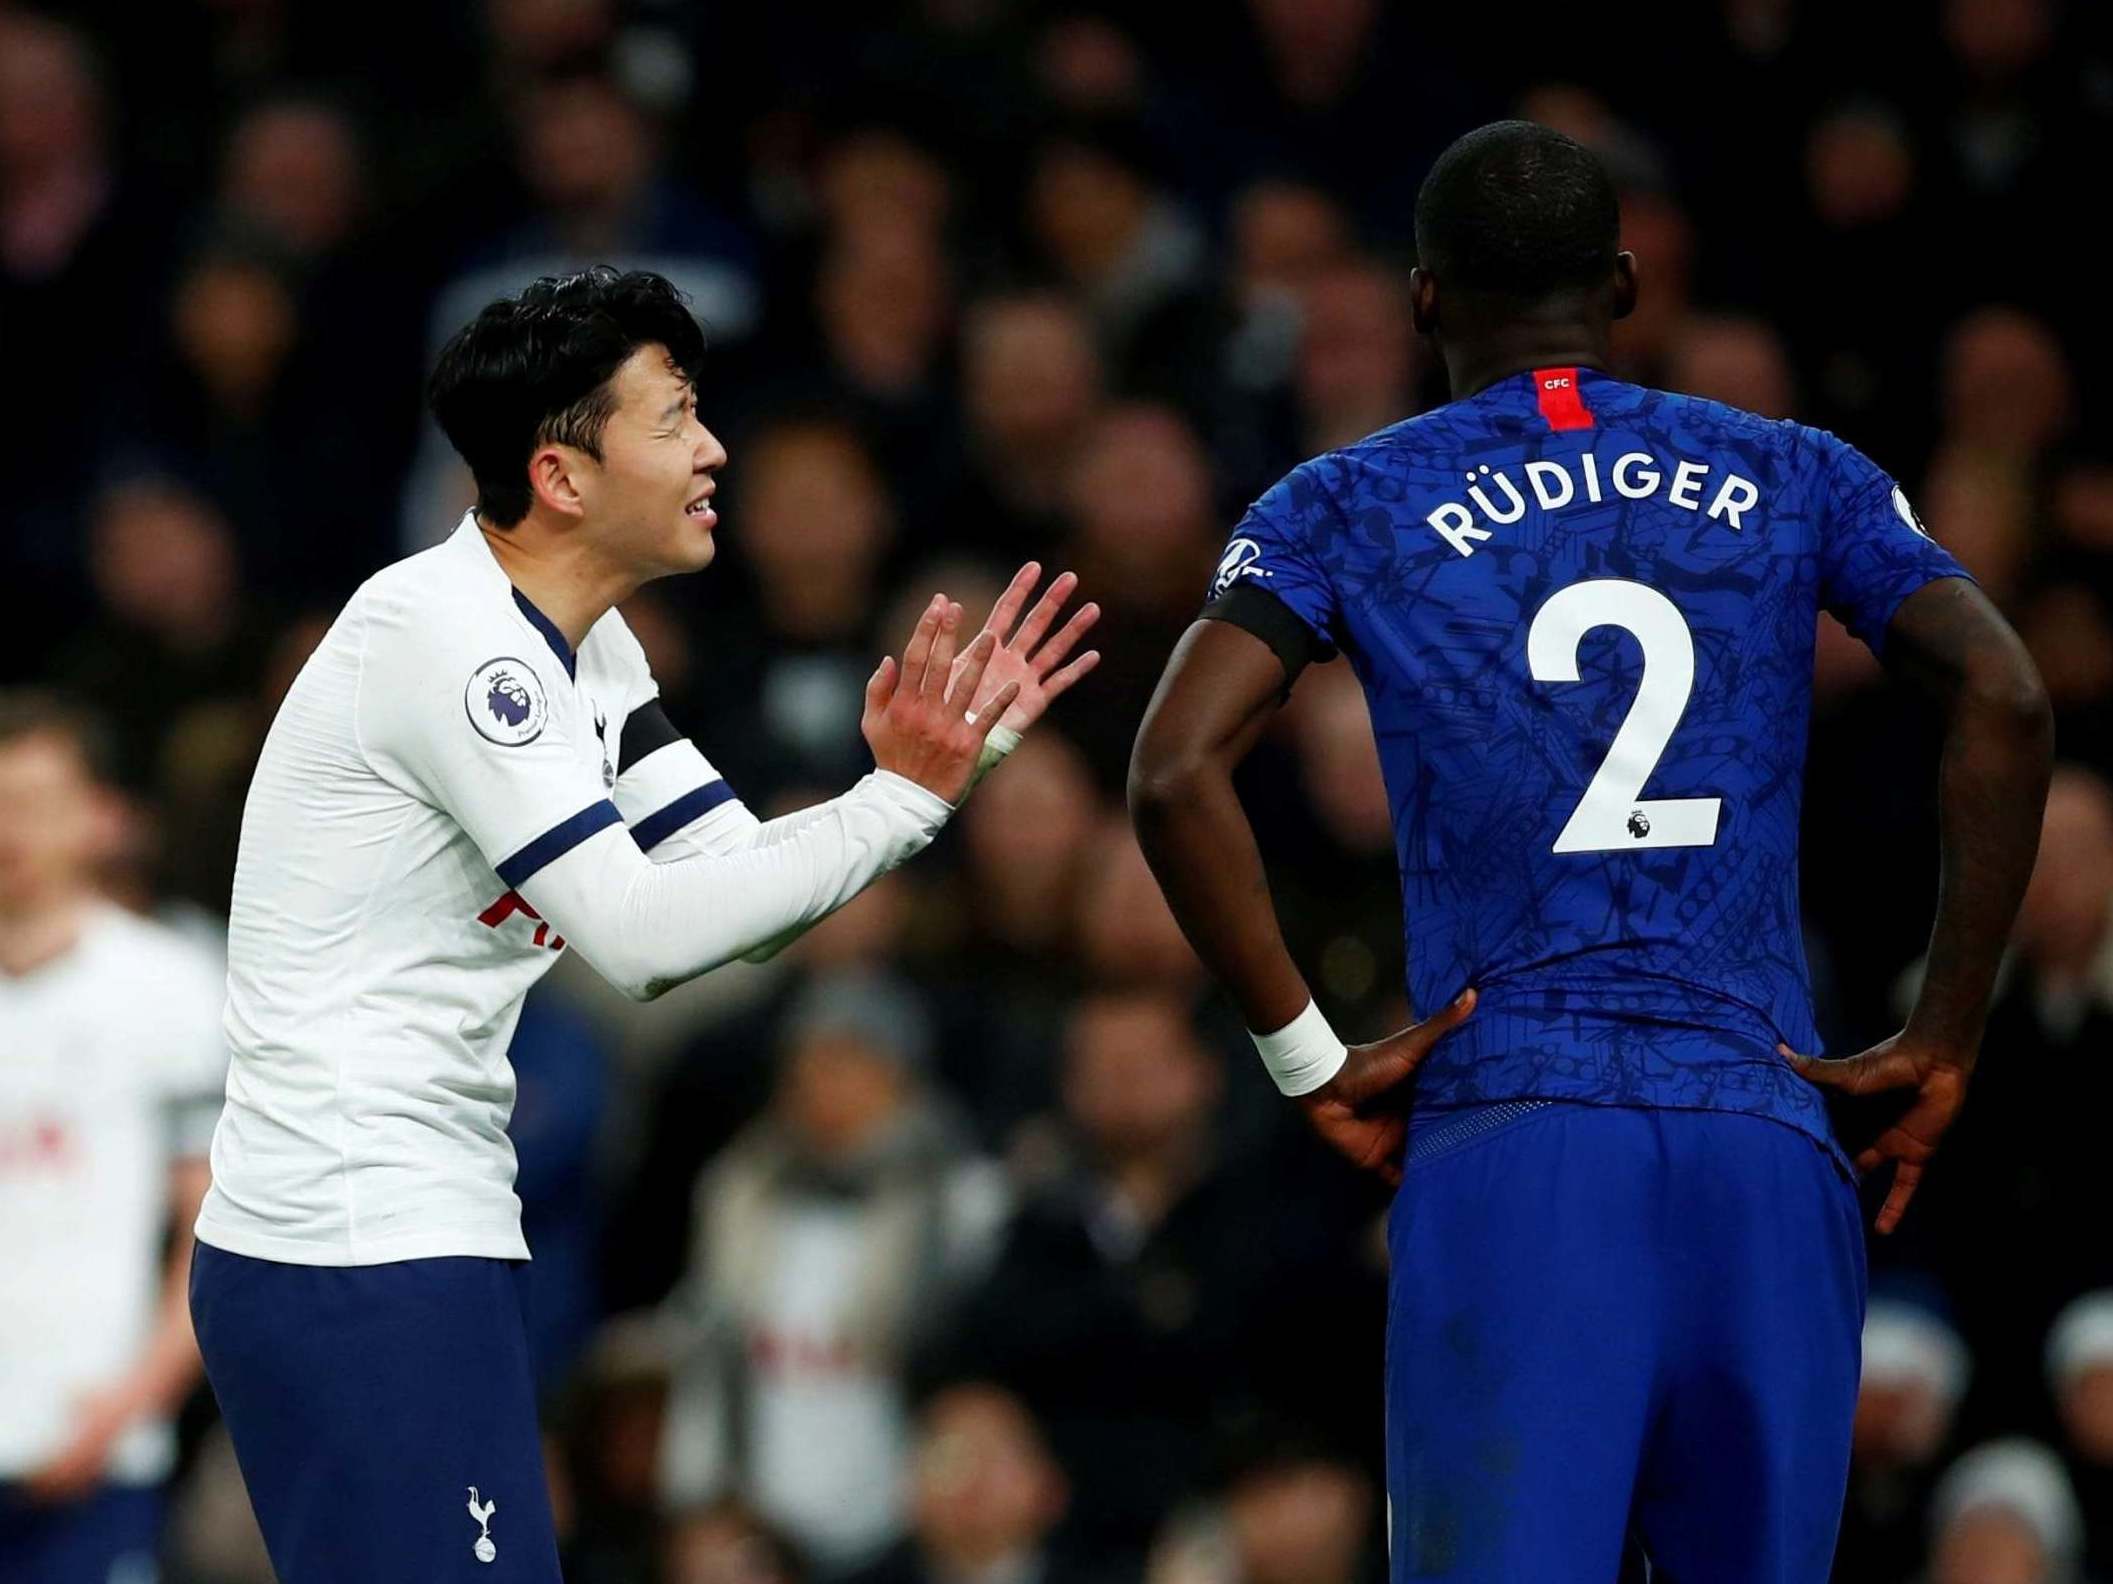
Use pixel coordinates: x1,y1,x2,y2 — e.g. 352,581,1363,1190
949,562,1101,732
865,595,1019,804
1780,1033,1973,1234
1300,990,1477,1188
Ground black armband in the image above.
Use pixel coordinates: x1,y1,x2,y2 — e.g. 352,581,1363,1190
617,699,684,773
1199,583,1332,688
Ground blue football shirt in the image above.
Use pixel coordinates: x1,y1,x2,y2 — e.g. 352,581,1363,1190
1206,366,1969,1151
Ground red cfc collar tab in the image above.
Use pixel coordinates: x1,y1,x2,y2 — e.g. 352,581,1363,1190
1534,368,1594,431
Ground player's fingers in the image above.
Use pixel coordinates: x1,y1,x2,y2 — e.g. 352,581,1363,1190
901,596,945,693
986,562,1039,645
975,682,1022,738
1779,1047,1887,1094
1040,649,1102,702
924,602,964,697
1032,601,1101,678
949,631,997,717
1408,987,1478,1050
1012,569,1079,655
864,654,898,716
1875,1160,1924,1235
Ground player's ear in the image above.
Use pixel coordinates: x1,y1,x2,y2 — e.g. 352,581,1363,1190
1611,252,1639,323
1408,266,1439,336
527,444,589,521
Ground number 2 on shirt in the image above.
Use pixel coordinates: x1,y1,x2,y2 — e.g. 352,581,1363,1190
1527,579,1722,853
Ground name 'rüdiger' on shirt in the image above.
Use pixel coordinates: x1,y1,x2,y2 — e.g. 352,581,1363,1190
1426,449,1762,557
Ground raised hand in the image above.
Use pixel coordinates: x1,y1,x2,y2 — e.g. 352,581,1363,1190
948,562,1101,733
1780,1033,1973,1234
1299,990,1478,1187
864,594,1021,805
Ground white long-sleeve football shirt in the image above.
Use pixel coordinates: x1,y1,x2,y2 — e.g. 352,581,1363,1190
196,516,951,1265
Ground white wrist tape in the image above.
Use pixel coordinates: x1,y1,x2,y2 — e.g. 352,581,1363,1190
968,721,1022,792
1251,999,1348,1097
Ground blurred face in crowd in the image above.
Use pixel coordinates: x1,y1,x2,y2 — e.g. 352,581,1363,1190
1612,190,1693,371
1066,406,1216,607
2016,769,2113,974
1232,181,1351,308
1034,16,1144,117
518,74,650,212
910,1385,1067,1567
665,1503,803,1584
1297,262,1416,442
1942,309,2073,461
1074,820,1202,987
223,100,367,258
173,256,298,416
0,13,102,182
487,0,617,67
2060,1364,2113,1465
91,481,240,649
963,297,1103,461
1932,1508,2049,1584
779,1029,910,1161
541,346,725,579
1228,1459,1372,1584
0,729,114,918
962,731,1098,942
1944,0,2053,83
1853,1375,1957,1467
1030,139,1150,286
1806,108,1915,230
1289,664,1391,854
1666,316,1796,419
818,130,951,240
817,217,951,395
735,423,892,637
1919,451,2031,605
1063,991,1218,1161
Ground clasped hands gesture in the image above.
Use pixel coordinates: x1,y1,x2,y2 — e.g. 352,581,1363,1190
863,561,1101,804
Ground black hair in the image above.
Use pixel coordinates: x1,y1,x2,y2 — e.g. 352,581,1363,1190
1413,120,1620,300
427,266,707,527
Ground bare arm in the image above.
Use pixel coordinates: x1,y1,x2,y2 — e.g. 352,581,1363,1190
1128,619,1312,1033
1787,576,2054,1230
1130,618,1474,1183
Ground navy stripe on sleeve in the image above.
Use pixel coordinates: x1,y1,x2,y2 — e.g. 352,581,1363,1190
630,781,738,853
495,800,623,887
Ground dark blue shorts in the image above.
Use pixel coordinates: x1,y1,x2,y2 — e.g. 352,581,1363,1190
1385,1102,1866,1583
189,1244,562,1583
0,1482,161,1584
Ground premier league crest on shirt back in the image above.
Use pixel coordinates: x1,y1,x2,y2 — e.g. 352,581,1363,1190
465,657,549,746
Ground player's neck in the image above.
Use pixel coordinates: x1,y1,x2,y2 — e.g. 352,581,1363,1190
1443,335,1610,402
477,516,636,651
0,891,89,978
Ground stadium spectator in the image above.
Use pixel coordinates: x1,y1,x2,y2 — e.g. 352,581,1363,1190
661,970,1009,1574
0,694,225,1581
1837,1300,1975,1582
1148,1444,1380,1584
1893,768,2113,1431
845,1382,1083,1584
950,294,1106,556
1928,1439,2083,1584
666,1495,811,1584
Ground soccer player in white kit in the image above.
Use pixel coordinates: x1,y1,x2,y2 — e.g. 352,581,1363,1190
187,267,1101,1582
0,696,227,1584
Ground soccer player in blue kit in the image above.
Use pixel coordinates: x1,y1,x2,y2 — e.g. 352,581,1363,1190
1130,122,2054,1580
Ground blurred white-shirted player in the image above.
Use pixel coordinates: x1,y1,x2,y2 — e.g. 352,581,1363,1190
187,266,1100,1583
0,695,227,1584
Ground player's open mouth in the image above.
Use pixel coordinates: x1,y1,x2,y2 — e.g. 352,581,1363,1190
684,490,716,526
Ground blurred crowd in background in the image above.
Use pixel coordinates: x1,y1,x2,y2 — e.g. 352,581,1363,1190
4,0,2113,1579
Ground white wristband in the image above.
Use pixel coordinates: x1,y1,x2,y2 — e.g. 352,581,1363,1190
968,721,1022,792
1251,999,1348,1097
